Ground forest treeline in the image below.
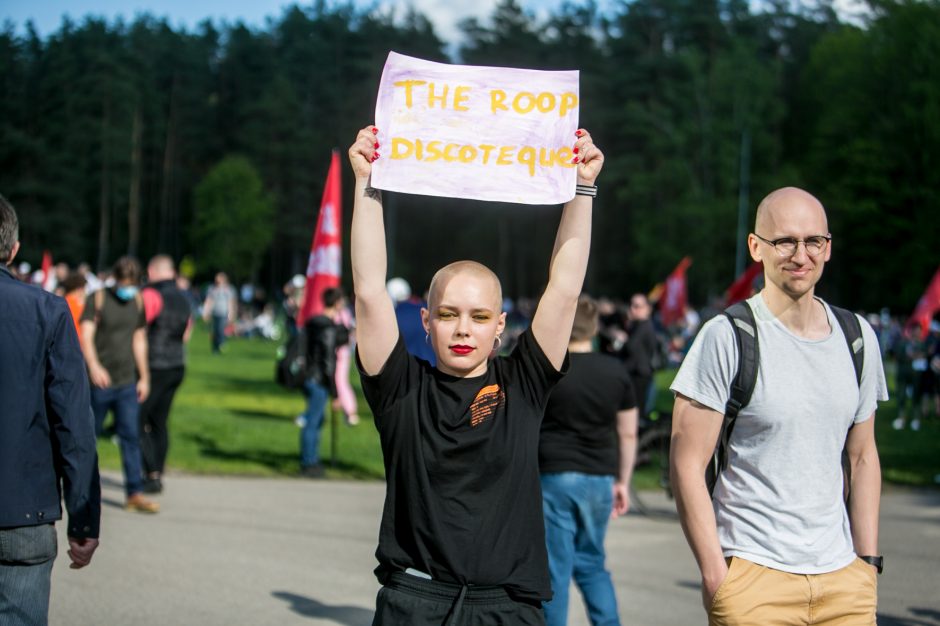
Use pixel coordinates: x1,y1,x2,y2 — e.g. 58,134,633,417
1,0,938,312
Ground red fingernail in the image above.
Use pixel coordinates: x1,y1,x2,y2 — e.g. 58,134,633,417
573,156,580,164
375,151,380,158
573,147,579,154
575,130,582,137
371,154,377,162
372,127,378,134
374,142,380,149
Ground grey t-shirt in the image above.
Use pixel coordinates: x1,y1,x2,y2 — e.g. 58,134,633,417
670,293,888,574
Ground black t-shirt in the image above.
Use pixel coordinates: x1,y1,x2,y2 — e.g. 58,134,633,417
358,327,566,602
539,352,636,476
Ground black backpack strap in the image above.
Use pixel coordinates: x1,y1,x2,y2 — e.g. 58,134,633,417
706,301,760,495
830,305,864,386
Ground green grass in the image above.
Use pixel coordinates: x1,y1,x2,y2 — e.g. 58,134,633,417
98,328,939,487
97,322,384,480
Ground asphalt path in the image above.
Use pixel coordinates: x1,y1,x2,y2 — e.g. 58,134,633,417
50,472,940,625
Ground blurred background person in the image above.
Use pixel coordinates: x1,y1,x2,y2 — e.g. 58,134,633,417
139,255,192,494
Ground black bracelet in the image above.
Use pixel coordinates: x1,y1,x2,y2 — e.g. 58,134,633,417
858,555,883,574
575,184,597,198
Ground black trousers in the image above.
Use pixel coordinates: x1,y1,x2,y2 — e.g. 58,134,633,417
139,366,185,475
373,572,545,626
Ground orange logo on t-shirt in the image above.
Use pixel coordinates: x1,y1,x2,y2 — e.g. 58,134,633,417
470,384,505,427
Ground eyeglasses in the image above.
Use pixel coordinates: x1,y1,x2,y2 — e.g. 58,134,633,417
753,233,831,257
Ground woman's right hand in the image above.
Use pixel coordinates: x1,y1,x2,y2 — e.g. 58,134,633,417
348,125,380,180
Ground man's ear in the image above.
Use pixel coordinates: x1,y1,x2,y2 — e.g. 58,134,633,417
747,234,762,263
6,241,20,266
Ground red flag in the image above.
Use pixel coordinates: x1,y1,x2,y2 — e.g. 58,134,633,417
40,250,54,291
907,266,940,340
659,256,692,327
298,151,343,327
725,262,763,307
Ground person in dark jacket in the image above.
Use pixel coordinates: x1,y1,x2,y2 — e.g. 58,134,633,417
139,255,193,494
621,293,659,420
300,287,350,477
0,194,101,624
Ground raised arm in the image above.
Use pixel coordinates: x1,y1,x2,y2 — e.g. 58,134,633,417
530,129,604,369
349,125,399,375
670,394,727,609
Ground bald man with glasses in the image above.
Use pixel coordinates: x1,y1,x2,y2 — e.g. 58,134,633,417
669,187,888,625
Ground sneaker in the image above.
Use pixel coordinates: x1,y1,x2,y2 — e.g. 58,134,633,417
892,417,906,430
142,477,163,494
125,493,160,513
911,418,921,431
300,464,325,479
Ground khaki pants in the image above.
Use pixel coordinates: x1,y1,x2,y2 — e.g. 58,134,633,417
708,556,877,625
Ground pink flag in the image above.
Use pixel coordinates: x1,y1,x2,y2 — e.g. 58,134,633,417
725,262,763,307
907,266,940,339
298,151,342,327
659,256,692,327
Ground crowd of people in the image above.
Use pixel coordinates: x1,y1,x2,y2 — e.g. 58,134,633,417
1,116,932,626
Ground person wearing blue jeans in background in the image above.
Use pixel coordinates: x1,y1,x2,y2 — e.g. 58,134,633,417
539,296,638,626
300,287,349,478
80,256,159,514
202,272,236,353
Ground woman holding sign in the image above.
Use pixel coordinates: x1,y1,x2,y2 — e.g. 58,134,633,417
350,124,604,626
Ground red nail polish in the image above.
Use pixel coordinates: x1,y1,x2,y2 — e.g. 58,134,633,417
374,142,380,149
372,127,378,134
375,152,380,158
575,130,582,137
371,154,377,162
573,147,579,154
573,156,580,164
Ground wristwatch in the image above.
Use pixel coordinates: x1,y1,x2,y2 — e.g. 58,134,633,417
859,555,883,574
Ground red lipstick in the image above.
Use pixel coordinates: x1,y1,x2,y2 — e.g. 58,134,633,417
450,345,474,355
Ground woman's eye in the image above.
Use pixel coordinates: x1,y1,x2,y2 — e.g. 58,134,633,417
473,315,490,322
438,312,455,319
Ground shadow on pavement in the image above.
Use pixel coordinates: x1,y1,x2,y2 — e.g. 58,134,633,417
877,609,940,626
272,591,373,625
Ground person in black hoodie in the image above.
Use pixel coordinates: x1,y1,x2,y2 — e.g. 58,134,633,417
300,287,349,477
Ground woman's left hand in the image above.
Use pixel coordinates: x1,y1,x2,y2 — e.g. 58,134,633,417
573,129,604,186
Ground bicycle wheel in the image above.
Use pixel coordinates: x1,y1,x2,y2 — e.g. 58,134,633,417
630,426,676,518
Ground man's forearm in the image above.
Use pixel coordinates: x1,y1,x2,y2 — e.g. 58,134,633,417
849,448,881,556
672,457,726,587
133,331,149,383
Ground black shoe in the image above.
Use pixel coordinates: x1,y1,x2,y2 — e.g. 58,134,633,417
142,477,163,494
300,464,325,479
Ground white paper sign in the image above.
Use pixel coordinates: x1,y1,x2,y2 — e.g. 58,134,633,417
371,51,580,205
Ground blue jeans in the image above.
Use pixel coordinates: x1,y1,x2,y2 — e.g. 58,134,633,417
91,383,144,496
0,524,57,625
541,473,620,626
210,314,228,353
300,379,329,468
